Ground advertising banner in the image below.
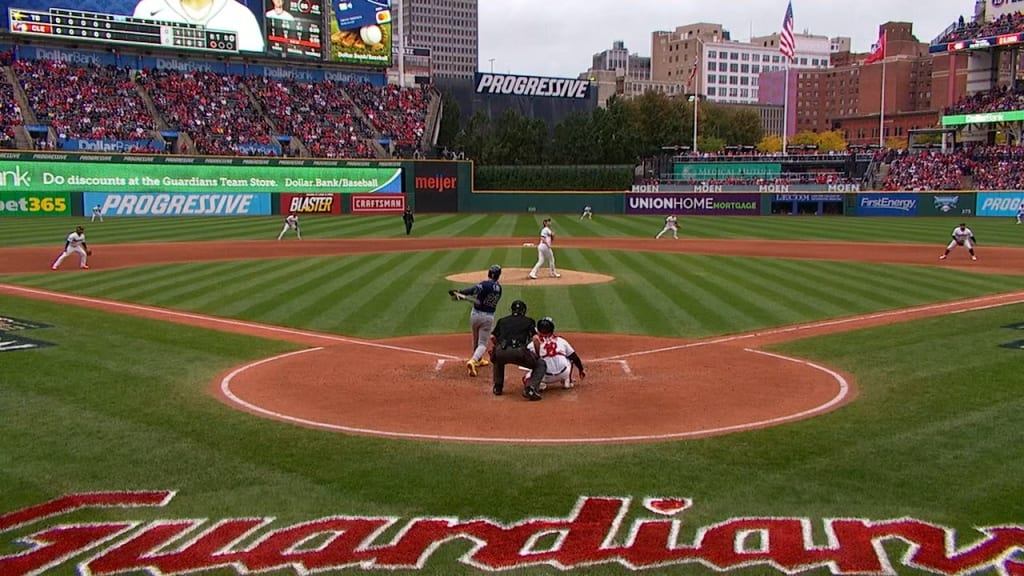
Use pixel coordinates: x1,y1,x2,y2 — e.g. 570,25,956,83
60,138,167,153
0,191,71,216
625,194,760,215
350,193,406,214
281,193,341,215
977,192,1024,217
410,161,459,212
83,192,271,216
917,193,976,216
856,193,918,216
473,73,592,100
773,194,844,202
327,0,392,67
0,160,402,194
673,162,782,181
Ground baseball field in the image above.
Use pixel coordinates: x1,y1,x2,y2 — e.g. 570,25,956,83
2,214,1024,575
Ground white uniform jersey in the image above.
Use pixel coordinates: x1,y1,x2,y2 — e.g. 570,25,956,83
539,225,553,246
528,334,576,382
285,214,298,228
665,215,678,229
952,225,973,243
133,0,265,52
1018,203,1024,215
66,231,86,248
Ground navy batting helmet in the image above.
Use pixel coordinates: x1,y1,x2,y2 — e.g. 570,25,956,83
488,264,502,280
510,300,527,315
537,317,555,335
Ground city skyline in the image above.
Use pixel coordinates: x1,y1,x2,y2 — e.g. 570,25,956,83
478,0,977,78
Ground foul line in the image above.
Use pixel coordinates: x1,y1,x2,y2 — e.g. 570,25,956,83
592,291,1024,363
0,283,461,361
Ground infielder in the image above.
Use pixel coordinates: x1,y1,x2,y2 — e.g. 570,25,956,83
523,316,586,391
450,264,503,377
51,226,91,270
656,214,679,239
277,213,301,240
1016,202,1023,224
90,204,104,222
580,205,593,220
940,222,977,261
529,218,560,279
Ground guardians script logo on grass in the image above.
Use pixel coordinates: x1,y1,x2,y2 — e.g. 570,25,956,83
1,492,1022,575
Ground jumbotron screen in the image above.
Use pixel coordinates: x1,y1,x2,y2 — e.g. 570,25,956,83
1,0,391,65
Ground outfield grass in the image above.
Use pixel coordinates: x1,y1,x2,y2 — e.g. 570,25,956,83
2,216,1023,575
3,214,1024,247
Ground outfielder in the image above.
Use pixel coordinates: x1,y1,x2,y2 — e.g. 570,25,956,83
90,204,104,222
580,205,593,220
450,264,503,376
656,214,679,239
278,213,301,240
940,222,977,261
1016,202,1023,224
524,316,586,391
51,226,91,270
529,218,560,279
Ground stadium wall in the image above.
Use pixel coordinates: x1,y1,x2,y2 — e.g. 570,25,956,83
1,153,1022,218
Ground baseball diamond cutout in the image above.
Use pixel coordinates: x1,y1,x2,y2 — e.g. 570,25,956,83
3,238,1024,444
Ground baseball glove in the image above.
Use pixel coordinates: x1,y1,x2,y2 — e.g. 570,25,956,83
86,250,93,256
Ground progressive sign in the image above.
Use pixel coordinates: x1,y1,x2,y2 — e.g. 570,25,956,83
474,73,592,99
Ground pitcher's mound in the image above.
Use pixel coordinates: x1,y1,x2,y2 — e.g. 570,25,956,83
446,268,614,286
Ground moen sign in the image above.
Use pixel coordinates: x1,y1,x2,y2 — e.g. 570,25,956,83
1,492,1022,575
474,73,592,99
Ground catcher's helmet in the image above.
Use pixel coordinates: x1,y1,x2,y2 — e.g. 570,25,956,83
537,317,555,335
510,300,527,315
488,264,502,280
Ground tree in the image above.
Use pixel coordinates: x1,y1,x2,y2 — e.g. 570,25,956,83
884,136,908,150
817,130,848,152
697,135,727,153
757,134,784,153
788,130,820,148
436,91,462,148
550,112,599,164
490,108,547,165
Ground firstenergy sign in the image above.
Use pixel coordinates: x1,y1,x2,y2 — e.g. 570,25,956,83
475,73,592,99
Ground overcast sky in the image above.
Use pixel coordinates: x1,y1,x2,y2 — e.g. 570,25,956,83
477,0,974,78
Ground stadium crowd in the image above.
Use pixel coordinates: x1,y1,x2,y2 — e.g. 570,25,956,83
12,59,155,145
0,56,435,158
945,85,1024,115
936,12,1024,44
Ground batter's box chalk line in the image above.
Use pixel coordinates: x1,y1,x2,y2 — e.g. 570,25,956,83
434,359,633,376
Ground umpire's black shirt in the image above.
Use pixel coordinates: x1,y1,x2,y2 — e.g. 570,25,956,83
491,314,536,349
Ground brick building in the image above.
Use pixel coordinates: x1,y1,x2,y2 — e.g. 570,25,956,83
759,21,968,145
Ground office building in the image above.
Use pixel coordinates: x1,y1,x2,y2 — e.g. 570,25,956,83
396,0,478,79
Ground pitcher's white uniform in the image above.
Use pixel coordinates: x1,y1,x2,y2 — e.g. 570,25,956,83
51,227,89,270
529,218,559,279
656,215,679,239
525,333,577,389
278,214,301,240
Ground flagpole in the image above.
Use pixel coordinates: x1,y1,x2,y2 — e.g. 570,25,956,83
878,31,886,147
692,38,702,156
782,63,790,155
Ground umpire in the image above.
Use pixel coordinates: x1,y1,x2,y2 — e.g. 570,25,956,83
487,300,546,400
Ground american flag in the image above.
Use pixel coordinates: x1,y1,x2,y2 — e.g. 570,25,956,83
779,1,796,62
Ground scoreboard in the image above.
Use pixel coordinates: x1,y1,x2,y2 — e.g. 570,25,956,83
8,7,238,53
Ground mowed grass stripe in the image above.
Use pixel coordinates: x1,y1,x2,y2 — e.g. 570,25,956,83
695,256,824,325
